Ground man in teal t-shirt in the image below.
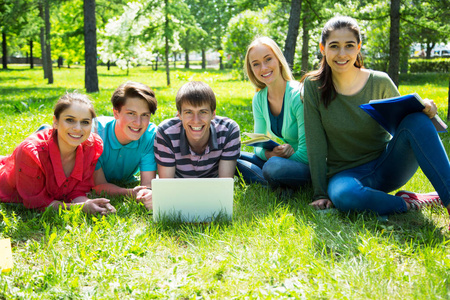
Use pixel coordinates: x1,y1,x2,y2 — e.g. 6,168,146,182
92,82,157,210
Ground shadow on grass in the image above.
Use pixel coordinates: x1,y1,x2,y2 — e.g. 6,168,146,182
399,73,449,87
0,76,30,81
231,181,450,260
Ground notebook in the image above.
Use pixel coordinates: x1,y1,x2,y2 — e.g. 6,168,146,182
151,178,234,222
360,93,447,135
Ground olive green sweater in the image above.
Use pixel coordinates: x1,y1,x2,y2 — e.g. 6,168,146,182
304,70,399,200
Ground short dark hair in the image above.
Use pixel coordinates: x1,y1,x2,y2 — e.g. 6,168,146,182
54,92,96,120
111,81,157,114
175,81,216,113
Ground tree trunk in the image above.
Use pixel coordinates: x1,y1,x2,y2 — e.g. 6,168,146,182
39,2,48,79
426,42,435,59
2,31,7,69
447,79,450,121
283,0,302,69
173,52,176,69
201,49,206,69
218,46,224,70
301,11,309,75
44,0,53,84
388,0,400,87
30,39,34,69
107,60,110,71
84,0,99,93
164,0,170,86
185,49,190,68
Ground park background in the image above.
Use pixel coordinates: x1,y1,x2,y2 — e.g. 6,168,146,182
1,0,450,298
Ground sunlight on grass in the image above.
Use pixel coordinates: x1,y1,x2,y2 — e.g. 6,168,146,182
0,66,449,298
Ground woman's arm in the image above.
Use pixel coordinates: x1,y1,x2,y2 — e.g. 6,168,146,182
252,92,271,160
14,143,56,210
303,79,331,201
50,196,116,215
287,85,308,163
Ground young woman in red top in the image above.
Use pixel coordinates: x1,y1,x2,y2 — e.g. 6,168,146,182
0,93,116,215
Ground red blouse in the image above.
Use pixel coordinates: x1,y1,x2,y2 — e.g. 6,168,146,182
0,129,103,210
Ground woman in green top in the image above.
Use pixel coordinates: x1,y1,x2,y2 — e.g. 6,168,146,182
303,16,449,218
236,37,310,190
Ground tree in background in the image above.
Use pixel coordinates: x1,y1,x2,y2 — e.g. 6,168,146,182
178,26,206,69
84,0,98,92
40,0,53,84
223,9,267,75
283,0,302,69
185,0,238,70
98,2,157,75
1,0,32,69
403,0,450,59
388,0,400,86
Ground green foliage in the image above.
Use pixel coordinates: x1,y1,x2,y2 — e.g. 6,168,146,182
1,64,450,299
409,58,450,73
223,10,267,73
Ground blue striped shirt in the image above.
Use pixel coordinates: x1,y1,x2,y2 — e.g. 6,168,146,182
154,116,240,178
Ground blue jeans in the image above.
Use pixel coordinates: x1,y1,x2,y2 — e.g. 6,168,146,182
329,112,450,215
236,152,311,189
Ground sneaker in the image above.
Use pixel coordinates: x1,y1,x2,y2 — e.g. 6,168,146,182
395,190,443,210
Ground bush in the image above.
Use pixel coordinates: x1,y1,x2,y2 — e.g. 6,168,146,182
409,58,450,73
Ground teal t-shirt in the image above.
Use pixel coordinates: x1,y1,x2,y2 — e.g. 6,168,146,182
93,116,157,183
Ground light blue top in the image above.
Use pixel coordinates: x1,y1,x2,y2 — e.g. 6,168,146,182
93,116,157,183
252,80,308,164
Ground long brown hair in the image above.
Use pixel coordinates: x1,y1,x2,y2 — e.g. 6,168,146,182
301,16,364,108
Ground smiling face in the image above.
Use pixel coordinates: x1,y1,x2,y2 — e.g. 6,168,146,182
113,97,151,145
321,28,361,75
177,102,215,151
248,44,282,88
53,102,93,152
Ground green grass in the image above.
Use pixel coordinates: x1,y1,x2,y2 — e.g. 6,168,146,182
1,66,450,299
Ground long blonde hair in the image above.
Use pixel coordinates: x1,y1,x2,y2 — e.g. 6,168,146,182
244,37,293,90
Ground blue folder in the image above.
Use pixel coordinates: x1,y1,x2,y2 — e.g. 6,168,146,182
360,93,447,135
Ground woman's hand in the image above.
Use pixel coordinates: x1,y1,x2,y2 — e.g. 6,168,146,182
309,198,333,210
266,144,294,159
136,188,153,210
422,99,437,119
82,198,116,215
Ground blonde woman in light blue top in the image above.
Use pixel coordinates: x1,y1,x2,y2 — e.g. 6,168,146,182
237,37,310,189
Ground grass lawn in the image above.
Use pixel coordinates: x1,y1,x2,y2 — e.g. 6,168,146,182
0,66,449,299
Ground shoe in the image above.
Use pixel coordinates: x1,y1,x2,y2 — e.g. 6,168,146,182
395,190,443,210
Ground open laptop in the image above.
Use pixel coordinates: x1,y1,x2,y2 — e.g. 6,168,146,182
151,178,234,222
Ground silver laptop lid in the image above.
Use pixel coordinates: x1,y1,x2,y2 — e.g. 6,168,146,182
152,178,234,222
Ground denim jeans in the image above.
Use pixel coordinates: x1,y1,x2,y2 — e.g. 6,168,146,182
236,151,310,189
329,112,450,215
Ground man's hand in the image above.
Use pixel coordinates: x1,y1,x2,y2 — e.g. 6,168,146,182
131,186,148,198
136,188,153,210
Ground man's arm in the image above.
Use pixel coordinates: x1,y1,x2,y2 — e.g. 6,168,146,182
218,159,237,178
157,164,176,178
93,168,143,197
140,171,156,187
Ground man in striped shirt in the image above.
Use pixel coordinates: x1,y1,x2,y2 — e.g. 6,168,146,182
154,81,240,178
